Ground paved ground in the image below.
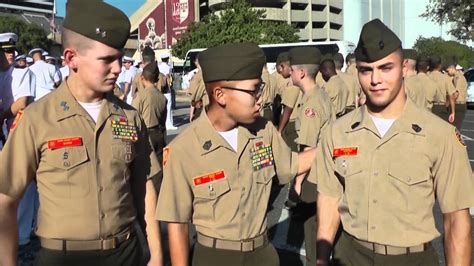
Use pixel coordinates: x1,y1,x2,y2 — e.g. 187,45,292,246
16,99,474,265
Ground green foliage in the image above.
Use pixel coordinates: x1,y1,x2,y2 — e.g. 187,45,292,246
0,16,49,54
413,37,474,68
172,0,299,59
422,0,473,42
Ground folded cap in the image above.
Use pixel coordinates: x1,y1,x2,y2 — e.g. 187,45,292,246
28,48,45,56
355,19,402,62
63,0,131,50
402,49,417,60
0,33,18,49
199,43,266,83
276,52,289,65
289,47,321,65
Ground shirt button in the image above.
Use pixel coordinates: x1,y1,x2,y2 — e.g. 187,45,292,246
371,226,376,230
99,186,104,192
100,213,105,219
407,177,412,182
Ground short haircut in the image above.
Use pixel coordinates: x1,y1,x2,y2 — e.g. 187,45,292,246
294,64,319,79
333,53,344,69
142,54,155,64
320,58,336,72
62,28,93,54
417,60,429,72
346,53,355,64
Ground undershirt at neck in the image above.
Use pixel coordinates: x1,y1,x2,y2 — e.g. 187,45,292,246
369,115,396,137
78,100,103,123
218,128,238,151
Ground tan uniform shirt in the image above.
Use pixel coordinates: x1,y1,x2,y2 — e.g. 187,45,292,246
297,85,334,147
0,83,160,240
189,71,209,107
279,76,302,121
416,72,438,110
315,72,326,89
454,72,467,104
260,67,273,106
323,75,349,117
429,71,456,103
346,64,357,77
309,99,474,247
269,71,284,97
337,70,360,107
132,71,168,99
404,73,427,109
155,112,299,240
132,85,167,128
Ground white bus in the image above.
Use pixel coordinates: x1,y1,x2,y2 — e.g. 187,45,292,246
182,41,356,75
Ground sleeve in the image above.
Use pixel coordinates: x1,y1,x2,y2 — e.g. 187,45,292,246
12,69,35,100
433,128,474,213
141,96,153,127
445,76,456,95
155,144,194,222
281,86,299,108
298,100,322,147
0,112,38,199
268,122,298,184
53,68,61,83
313,125,343,198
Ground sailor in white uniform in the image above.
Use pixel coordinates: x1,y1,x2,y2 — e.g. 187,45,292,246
28,47,61,101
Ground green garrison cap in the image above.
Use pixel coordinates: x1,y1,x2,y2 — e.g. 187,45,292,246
355,19,401,62
199,43,265,83
403,49,417,60
63,0,131,50
289,47,321,65
276,52,289,65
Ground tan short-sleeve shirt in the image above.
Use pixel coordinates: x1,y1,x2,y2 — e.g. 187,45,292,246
454,72,467,104
323,75,349,116
281,81,302,121
155,112,299,240
310,99,474,247
0,83,160,240
189,71,209,107
297,86,334,147
260,68,273,106
416,72,438,110
337,70,360,107
429,71,456,103
132,85,167,128
405,74,427,109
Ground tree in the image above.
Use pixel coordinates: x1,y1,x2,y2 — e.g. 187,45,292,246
0,16,49,54
413,37,474,68
172,0,299,59
422,0,473,42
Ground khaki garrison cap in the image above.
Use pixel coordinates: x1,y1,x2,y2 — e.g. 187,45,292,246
403,49,417,60
276,52,290,65
355,19,401,62
199,43,266,83
289,47,321,65
63,0,131,50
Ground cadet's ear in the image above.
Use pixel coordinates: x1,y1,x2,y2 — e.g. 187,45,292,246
402,58,408,78
213,86,226,106
63,48,78,70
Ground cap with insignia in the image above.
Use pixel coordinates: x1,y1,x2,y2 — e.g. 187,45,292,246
199,43,266,83
28,48,45,56
355,19,402,62
63,0,131,50
0,33,17,49
403,49,417,60
289,47,321,65
276,52,289,65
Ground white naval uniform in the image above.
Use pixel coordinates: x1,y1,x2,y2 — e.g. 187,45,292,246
29,60,60,101
59,65,70,81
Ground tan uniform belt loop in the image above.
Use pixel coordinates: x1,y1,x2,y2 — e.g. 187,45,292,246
197,232,268,252
347,232,429,255
40,227,133,251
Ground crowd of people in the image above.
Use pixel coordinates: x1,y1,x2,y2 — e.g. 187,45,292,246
0,0,472,266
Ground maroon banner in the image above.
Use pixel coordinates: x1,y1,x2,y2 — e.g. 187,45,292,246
165,0,195,47
138,2,166,50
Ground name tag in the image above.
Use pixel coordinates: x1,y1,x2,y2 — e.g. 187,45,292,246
48,137,83,150
194,170,225,186
333,147,358,157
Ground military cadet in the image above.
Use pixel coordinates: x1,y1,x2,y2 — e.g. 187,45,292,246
117,56,136,103
259,65,275,123
15,54,27,68
429,55,457,123
28,47,61,100
274,52,301,152
403,49,427,109
188,55,208,121
333,53,360,114
288,47,334,265
156,43,316,266
416,55,438,111
132,61,167,193
445,59,467,130
320,58,349,118
0,1,163,265
345,53,357,76
313,19,474,266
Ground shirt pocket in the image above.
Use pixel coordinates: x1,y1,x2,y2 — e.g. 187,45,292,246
194,178,231,200
255,166,276,186
112,142,138,164
334,156,363,217
43,146,90,198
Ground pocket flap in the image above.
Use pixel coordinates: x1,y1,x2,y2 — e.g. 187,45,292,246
389,162,430,185
335,157,362,177
194,179,231,200
45,146,88,170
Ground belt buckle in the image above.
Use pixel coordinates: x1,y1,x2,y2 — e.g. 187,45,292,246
101,237,117,250
241,238,254,252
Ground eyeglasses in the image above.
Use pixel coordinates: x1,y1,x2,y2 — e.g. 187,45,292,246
221,82,266,99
